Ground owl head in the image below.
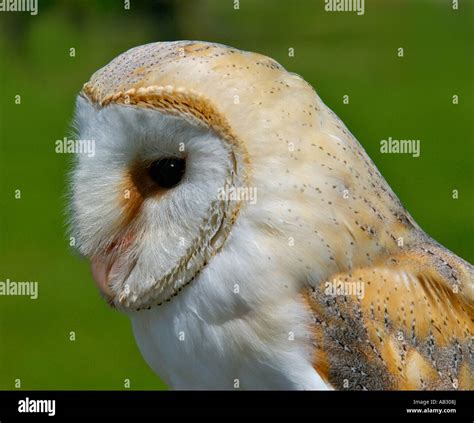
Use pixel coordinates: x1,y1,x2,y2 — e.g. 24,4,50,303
70,41,407,313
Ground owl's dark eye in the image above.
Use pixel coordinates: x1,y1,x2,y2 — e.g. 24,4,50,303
148,158,186,189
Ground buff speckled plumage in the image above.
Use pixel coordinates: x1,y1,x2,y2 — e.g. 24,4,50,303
77,41,473,390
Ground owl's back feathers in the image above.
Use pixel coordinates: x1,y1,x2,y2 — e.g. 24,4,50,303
304,241,473,390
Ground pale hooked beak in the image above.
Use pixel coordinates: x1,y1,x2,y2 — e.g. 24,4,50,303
89,234,135,301
90,255,115,298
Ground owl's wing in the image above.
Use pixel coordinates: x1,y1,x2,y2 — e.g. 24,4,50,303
303,242,474,390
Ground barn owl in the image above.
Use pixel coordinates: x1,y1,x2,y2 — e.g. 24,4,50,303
70,41,473,390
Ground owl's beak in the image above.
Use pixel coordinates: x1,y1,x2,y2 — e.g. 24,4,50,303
89,234,135,302
90,255,115,299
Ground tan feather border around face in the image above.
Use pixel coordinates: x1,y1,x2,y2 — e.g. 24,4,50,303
83,83,250,164
80,84,252,310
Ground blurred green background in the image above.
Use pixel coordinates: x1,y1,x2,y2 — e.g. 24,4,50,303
0,0,472,390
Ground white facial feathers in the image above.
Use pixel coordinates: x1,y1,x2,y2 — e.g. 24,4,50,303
71,97,241,309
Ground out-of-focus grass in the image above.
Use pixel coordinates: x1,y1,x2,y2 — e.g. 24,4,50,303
0,0,472,389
